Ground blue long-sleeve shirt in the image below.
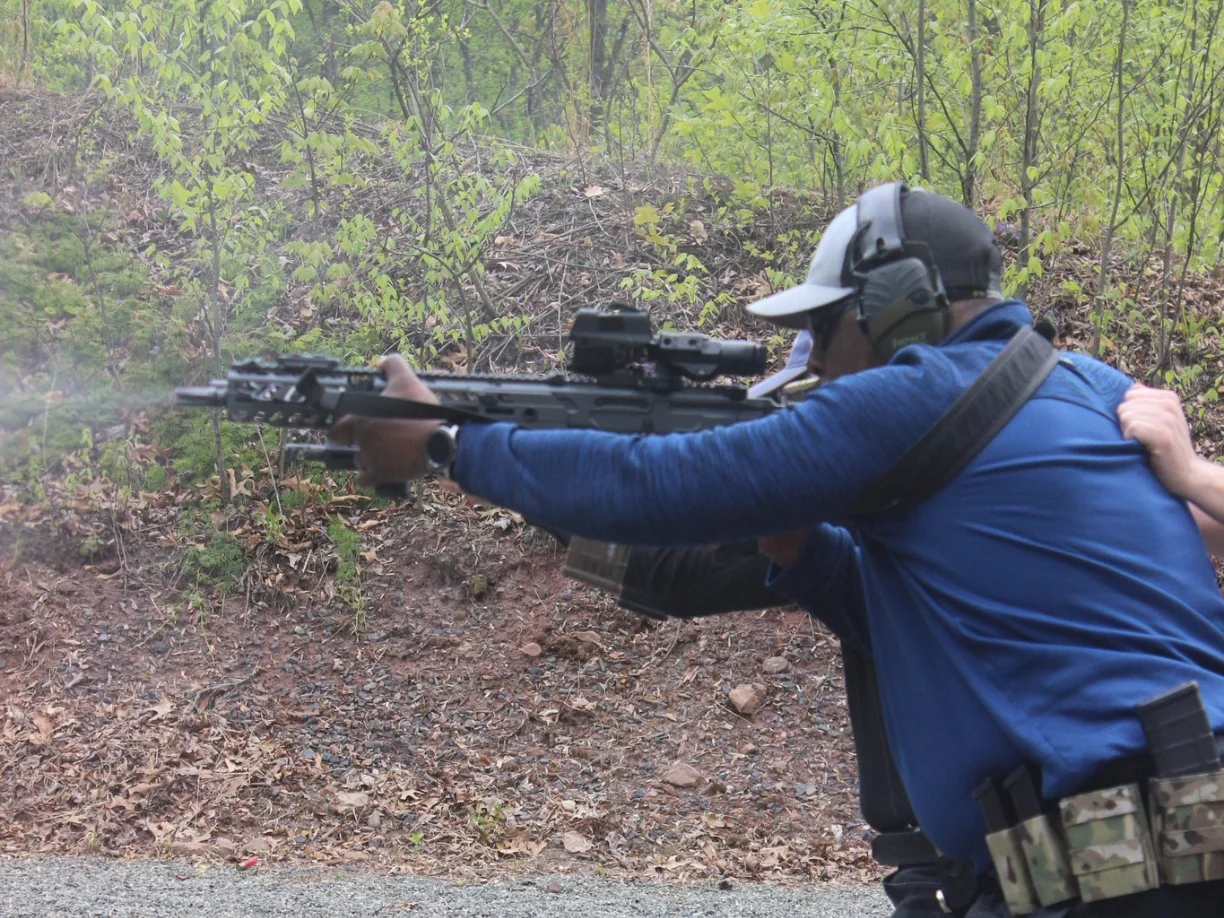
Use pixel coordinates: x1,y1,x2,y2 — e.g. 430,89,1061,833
452,301,1224,871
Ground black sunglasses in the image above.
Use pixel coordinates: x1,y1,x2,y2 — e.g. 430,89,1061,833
807,300,853,351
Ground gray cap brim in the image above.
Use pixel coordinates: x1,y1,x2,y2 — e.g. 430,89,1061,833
746,281,855,329
748,363,808,399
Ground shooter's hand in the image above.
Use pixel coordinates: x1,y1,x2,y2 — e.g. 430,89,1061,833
1118,384,1201,500
330,355,442,486
758,532,810,568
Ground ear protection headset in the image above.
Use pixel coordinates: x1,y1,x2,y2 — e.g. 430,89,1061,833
843,182,949,362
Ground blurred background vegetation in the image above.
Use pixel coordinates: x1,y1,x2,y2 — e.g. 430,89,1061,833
3,0,1224,598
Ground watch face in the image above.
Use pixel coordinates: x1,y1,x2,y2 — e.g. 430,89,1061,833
426,426,456,466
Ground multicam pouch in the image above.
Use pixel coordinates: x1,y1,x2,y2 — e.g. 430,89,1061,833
1058,783,1160,902
1014,813,1078,906
1149,768,1224,885
985,826,1039,915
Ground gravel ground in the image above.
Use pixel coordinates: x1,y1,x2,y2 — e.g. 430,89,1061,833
0,857,891,917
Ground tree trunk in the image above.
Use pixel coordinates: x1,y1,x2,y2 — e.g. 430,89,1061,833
963,0,982,207
1092,0,1130,356
1018,0,1047,301
20,0,31,81
917,0,929,181
589,0,608,127
207,190,231,506
321,0,339,84
202,22,230,506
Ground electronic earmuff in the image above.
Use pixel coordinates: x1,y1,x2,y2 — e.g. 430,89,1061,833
844,182,949,362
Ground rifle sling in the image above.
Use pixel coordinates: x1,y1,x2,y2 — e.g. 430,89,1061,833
850,325,1061,518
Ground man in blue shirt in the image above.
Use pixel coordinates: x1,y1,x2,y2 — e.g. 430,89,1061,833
335,184,1224,916
604,329,976,917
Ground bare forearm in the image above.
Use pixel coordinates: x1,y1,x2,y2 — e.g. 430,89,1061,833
1185,459,1224,557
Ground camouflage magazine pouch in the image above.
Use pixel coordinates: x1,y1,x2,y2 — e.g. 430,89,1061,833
1014,813,1078,906
1149,769,1224,884
984,826,1039,915
1058,783,1160,902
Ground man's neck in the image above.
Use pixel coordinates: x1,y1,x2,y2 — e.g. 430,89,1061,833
946,297,1004,335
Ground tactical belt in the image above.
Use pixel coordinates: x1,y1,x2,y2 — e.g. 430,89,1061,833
977,683,1224,915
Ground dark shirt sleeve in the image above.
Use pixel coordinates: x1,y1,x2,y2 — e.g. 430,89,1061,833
617,541,781,620
616,525,871,659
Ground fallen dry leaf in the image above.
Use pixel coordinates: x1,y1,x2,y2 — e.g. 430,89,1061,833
335,791,370,809
146,698,174,720
33,713,53,738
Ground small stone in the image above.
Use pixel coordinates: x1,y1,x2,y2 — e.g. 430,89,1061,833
740,742,759,755
208,837,237,857
520,642,543,658
546,880,562,894
561,831,592,854
795,783,816,798
245,837,273,854
366,812,382,829
728,683,767,716
169,840,209,856
662,763,701,788
762,656,790,674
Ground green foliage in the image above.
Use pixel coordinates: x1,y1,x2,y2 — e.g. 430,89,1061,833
142,463,168,493
168,415,262,484
326,515,360,586
10,0,1224,555
327,514,369,632
180,530,248,595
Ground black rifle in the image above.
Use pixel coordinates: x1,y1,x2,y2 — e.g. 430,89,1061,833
175,307,780,503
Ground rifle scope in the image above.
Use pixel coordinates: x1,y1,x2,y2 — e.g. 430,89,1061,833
567,307,766,381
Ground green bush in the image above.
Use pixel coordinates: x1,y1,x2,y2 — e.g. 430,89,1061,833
327,516,360,586
180,531,248,595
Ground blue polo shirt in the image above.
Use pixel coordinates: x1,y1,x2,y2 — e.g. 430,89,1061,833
452,301,1224,871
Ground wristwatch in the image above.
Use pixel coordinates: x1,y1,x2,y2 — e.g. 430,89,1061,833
424,423,461,478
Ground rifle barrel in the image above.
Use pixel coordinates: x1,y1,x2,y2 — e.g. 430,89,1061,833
174,385,228,408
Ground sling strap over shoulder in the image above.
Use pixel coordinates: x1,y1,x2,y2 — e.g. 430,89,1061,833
851,325,1062,517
